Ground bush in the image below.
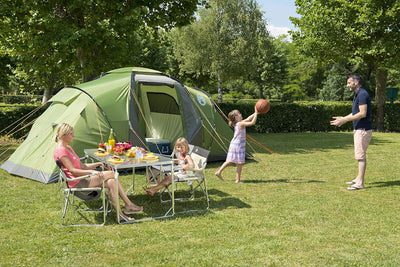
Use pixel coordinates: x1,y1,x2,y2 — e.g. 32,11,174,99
0,104,47,138
1,94,42,104
218,101,400,133
1,101,399,139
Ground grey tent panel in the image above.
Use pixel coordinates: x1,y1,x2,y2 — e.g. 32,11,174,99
1,160,58,184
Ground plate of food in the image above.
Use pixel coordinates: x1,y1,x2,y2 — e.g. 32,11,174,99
94,148,109,157
108,155,125,164
144,155,159,161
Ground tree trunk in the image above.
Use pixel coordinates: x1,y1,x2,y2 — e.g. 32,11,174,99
217,75,223,103
41,75,56,104
374,68,388,131
258,88,263,99
42,88,52,104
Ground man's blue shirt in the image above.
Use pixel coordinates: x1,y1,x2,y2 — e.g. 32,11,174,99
352,87,372,130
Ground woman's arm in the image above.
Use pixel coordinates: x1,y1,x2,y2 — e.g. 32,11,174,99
81,161,104,170
60,156,99,176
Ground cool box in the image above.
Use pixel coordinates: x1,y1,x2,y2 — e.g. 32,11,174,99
145,138,171,155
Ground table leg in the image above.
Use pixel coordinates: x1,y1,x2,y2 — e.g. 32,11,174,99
171,161,175,215
125,167,135,195
115,170,120,224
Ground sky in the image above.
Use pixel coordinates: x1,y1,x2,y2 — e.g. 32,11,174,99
257,0,298,38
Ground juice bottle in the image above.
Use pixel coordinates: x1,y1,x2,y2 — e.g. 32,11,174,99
108,128,115,150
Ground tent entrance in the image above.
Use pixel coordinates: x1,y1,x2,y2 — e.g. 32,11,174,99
138,84,184,144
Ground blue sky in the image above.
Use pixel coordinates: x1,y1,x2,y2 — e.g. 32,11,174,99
257,0,298,37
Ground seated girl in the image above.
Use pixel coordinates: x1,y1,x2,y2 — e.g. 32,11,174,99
143,137,194,196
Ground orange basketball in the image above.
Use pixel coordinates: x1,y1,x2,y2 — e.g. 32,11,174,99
255,99,270,114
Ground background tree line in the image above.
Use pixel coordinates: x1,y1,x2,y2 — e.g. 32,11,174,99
1,0,400,130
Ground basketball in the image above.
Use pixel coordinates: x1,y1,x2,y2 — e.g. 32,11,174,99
255,99,270,114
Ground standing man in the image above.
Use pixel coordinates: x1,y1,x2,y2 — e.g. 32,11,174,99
330,74,373,190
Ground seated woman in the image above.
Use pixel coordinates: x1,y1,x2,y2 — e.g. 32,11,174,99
54,123,142,222
143,137,194,196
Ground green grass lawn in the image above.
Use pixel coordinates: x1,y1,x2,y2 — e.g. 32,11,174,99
1,132,400,266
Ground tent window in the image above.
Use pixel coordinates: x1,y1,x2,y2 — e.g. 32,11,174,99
147,92,180,115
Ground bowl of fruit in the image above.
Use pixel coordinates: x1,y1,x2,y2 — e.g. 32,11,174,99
115,141,132,151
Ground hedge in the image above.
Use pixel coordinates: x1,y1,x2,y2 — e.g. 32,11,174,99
0,102,399,139
217,101,400,133
0,104,47,139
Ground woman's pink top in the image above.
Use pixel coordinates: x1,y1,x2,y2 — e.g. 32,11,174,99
54,145,82,188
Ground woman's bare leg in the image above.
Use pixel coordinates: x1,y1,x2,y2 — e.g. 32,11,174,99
88,171,141,218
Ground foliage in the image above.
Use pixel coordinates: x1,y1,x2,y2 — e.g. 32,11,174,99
292,0,400,130
0,0,203,102
282,41,327,101
0,94,42,104
383,103,400,132
0,53,14,91
319,63,352,101
0,104,46,138
1,132,400,265
218,101,400,133
172,0,270,102
257,36,289,99
3,100,400,141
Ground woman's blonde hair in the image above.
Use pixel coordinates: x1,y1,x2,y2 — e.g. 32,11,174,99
174,137,189,154
55,123,74,142
227,110,240,127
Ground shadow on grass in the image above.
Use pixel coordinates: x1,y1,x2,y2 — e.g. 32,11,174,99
368,180,400,188
208,189,251,210
119,188,250,222
243,178,325,184
208,188,251,210
246,132,393,155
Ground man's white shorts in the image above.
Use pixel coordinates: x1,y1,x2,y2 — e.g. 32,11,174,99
354,129,372,160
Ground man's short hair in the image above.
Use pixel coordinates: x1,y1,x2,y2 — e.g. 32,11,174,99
348,73,362,85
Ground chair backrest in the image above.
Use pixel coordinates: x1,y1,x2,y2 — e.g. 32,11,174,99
188,145,210,171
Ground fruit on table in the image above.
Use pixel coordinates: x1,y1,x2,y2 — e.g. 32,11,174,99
98,142,107,149
126,150,136,157
115,141,132,150
113,147,125,155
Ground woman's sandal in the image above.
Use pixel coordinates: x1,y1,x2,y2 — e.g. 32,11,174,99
119,214,135,222
124,205,143,214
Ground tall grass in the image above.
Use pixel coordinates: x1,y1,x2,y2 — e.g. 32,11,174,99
1,132,400,266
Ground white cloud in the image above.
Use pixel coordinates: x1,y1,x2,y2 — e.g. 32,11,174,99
267,25,291,38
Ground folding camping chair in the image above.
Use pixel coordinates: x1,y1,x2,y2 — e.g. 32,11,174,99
156,145,210,210
56,159,110,226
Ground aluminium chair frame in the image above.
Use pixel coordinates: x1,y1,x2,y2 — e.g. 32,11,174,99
56,160,110,226
157,145,210,211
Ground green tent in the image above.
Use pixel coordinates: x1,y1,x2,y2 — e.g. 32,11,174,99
1,67,233,183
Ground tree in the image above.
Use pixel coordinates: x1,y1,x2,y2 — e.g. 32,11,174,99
0,0,203,103
172,0,269,102
283,41,327,101
292,0,400,130
0,53,14,93
257,36,288,99
319,63,351,101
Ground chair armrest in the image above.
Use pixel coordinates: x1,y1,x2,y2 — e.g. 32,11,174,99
65,173,94,182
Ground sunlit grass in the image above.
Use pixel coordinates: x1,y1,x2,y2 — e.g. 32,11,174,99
1,132,400,266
